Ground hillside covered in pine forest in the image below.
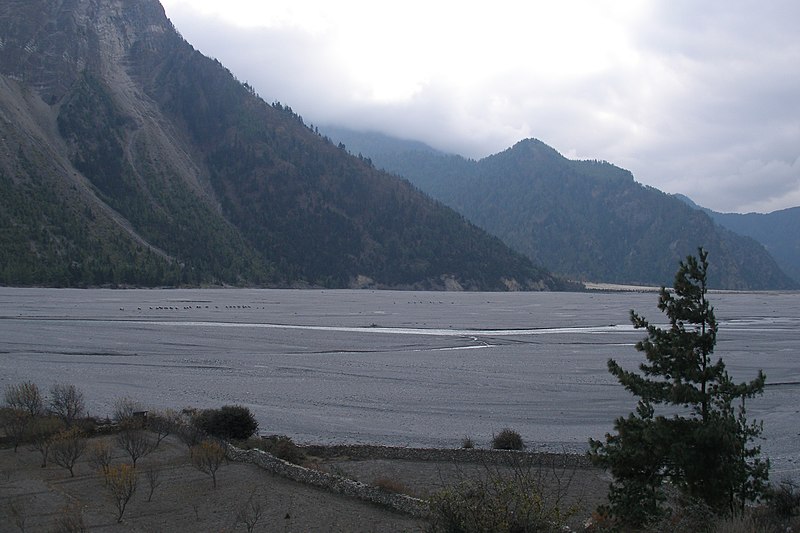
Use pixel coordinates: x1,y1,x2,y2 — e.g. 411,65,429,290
326,127,797,290
0,0,571,291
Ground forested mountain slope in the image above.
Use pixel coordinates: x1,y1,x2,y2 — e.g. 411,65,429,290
0,0,568,291
676,195,800,285
326,128,796,290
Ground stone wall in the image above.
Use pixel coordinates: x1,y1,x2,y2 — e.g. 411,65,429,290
300,443,594,469
226,442,595,520
225,444,429,518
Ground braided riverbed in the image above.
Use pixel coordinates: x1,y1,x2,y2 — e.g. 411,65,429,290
1,287,797,476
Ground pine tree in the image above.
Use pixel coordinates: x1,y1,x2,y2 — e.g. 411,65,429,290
589,248,768,526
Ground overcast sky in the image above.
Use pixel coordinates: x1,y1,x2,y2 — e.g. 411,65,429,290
159,0,799,214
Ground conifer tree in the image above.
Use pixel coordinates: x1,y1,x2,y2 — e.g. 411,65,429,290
590,248,768,527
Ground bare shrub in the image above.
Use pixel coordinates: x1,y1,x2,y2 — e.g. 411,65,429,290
191,439,227,488
4,381,43,417
373,476,413,495
176,417,206,449
88,440,113,477
461,436,475,449
1,408,31,452
144,464,163,502
113,397,145,427
710,513,761,533
50,428,87,477
768,479,800,519
27,416,64,467
146,409,180,447
8,497,30,532
49,384,85,428
260,434,305,464
116,429,156,467
234,491,264,533
707,500,800,533
649,496,716,533
428,454,578,533
53,500,86,532
105,464,138,523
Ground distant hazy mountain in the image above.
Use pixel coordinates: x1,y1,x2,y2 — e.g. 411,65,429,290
675,195,800,285
0,0,570,291
325,127,447,160
325,128,797,290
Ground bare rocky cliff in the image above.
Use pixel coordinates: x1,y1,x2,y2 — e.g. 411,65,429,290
1,0,168,100
0,0,214,270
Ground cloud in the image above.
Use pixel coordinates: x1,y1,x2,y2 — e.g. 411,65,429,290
160,0,800,213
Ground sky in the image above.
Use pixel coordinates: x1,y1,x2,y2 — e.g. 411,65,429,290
158,0,800,214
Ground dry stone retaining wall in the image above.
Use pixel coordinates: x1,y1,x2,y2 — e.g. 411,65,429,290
226,442,594,520
300,443,593,469
225,444,429,518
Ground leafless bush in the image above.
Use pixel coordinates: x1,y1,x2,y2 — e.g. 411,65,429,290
428,453,580,533
87,440,113,477
373,476,414,495
258,434,305,464
649,496,716,533
1,408,31,452
235,491,264,533
116,429,156,467
144,463,163,502
7,497,30,532
113,397,145,427
105,464,138,523
191,439,227,488
27,416,64,467
767,479,800,519
53,500,86,532
146,409,180,447
49,384,85,428
176,419,206,449
50,428,87,477
4,381,43,417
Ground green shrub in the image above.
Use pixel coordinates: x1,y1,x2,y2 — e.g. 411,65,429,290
193,405,258,441
492,428,524,450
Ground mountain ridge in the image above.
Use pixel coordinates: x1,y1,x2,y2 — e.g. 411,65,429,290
674,195,800,284
324,128,797,290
